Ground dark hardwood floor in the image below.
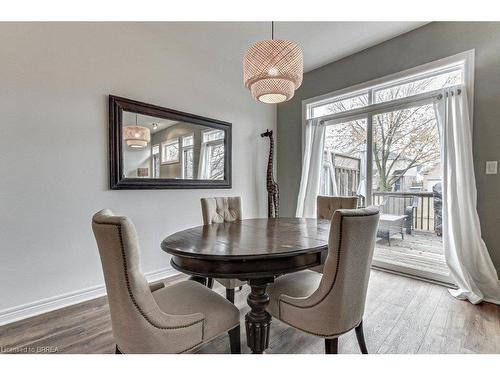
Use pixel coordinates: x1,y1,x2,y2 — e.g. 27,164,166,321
1,270,499,354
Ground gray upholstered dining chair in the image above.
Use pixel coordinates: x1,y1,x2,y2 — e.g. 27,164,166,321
266,207,380,354
92,209,241,354
317,195,358,220
200,196,246,303
311,195,359,273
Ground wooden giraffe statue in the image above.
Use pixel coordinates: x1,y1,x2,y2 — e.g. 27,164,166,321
260,129,279,218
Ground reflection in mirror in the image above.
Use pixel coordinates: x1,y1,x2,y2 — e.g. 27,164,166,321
122,111,225,180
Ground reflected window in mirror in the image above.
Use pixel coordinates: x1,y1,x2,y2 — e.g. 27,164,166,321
199,129,225,180
161,138,179,164
182,134,195,179
152,144,160,178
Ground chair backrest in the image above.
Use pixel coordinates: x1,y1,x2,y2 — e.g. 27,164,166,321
302,207,379,336
91,209,204,353
316,195,358,220
200,196,242,224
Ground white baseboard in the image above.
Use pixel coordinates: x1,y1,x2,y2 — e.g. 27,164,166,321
0,267,180,327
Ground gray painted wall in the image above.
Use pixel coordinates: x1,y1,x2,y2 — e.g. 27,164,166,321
0,22,274,317
277,22,500,273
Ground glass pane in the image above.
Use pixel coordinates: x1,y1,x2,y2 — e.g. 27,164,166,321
183,149,193,179
152,144,160,155
322,118,368,206
152,154,160,178
371,103,440,194
162,140,179,163
182,135,194,147
203,129,224,142
374,69,462,103
311,94,368,119
209,143,225,180
371,103,446,279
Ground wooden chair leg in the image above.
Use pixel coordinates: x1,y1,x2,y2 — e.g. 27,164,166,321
207,278,214,289
228,325,241,354
115,345,122,354
325,338,338,354
226,288,235,303
355,321,368,354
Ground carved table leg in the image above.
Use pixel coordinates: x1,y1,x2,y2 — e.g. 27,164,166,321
245,277,273,354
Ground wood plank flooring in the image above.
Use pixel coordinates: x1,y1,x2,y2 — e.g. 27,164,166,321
0,270,498,354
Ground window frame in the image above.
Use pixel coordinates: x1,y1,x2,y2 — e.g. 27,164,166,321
301,50,475,155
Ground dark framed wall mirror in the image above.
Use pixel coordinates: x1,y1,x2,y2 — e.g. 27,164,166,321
109,95,232,189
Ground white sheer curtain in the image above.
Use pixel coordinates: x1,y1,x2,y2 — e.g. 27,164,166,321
296,118,325,218
435,86,500,304
198,143,211,179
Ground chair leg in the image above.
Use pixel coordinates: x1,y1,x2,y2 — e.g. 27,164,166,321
355,321,368,354
228,325,241,354
115,345,122,354
226,288,235,303
207,278,214,289
325,338,338,354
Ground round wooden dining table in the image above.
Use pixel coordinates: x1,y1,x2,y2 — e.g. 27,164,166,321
161,218,330,354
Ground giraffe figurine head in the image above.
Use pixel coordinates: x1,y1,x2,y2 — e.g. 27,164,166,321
260,129,273,138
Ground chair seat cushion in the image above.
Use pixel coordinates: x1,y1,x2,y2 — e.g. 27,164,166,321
215,278,247,289
266,270,321,319
152,280,240,342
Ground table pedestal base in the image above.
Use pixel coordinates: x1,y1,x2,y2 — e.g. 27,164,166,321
245,278,273,354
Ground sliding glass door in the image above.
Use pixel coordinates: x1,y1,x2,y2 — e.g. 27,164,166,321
320,103,448,283
305,52,474,284
369,104,448,283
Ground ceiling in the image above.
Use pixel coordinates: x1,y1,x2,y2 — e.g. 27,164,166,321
123,111,178,134
148,22,428,72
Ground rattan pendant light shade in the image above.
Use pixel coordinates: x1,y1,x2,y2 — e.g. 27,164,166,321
243,24,303,104
123,114,151,149
123,125,151,148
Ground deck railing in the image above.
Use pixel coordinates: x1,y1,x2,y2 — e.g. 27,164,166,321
372,191,436,232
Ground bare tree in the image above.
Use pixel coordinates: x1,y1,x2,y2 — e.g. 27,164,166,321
209,144,225,180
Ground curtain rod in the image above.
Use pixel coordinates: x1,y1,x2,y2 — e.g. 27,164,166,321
316,85,463,125
437,88,462,100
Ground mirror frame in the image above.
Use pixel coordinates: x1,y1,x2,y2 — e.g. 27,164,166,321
109,95,232,189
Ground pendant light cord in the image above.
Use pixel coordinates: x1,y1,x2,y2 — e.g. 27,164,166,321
271,21,274,40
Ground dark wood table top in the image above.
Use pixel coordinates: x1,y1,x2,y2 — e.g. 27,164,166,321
161,218,332,354
161,218,330,260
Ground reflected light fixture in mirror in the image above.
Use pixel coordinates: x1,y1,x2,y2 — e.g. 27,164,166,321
243,21,303,104
123,114,151,149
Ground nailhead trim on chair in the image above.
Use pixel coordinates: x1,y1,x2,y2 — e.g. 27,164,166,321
94,220,205,353
278,210,379,338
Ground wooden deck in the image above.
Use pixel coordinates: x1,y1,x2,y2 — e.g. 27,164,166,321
373,230,449,279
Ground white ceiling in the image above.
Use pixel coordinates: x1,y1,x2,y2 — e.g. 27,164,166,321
148,22,427,72
123,111,178,134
